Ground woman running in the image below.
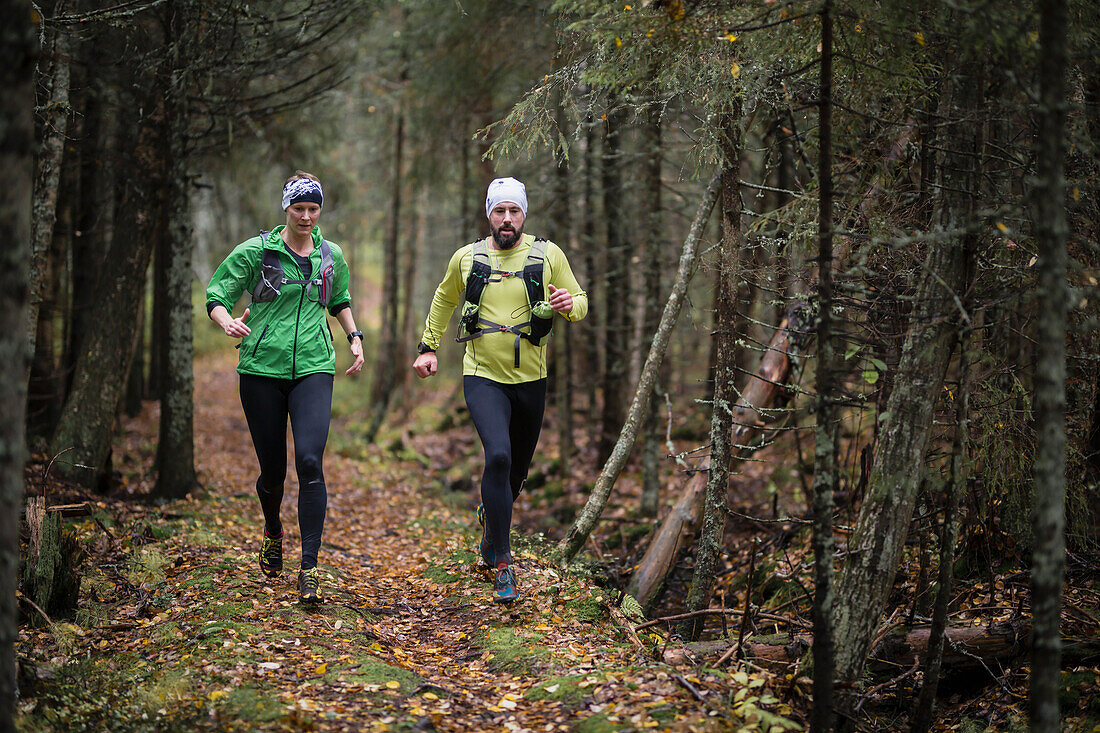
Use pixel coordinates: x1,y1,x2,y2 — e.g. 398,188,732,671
205,170,364,603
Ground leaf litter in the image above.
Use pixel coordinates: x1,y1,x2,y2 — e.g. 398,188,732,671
17,351,791,732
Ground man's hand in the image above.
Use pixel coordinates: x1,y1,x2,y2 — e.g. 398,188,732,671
548,284,573,314
413,352,438,379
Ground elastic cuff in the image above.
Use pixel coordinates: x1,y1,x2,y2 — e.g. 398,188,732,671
206,300,226,316
329,302,351,317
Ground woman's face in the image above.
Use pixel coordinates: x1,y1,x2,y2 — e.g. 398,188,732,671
285,202,321,237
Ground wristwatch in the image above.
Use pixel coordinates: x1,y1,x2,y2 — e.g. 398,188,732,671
347,330,363,344
417,342,435,355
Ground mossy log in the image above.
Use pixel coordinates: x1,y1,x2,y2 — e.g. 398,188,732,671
22,497,82,619
661,619,1100,675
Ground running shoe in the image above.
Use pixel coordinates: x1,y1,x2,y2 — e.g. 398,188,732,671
298,567,322,604
259,529,283,578
493,563,518,604
477,503,495,567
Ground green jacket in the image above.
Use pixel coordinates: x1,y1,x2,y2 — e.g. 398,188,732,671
206,226,352,379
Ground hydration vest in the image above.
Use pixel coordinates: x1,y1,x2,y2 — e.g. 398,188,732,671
251,231,335,306
456,237,554,368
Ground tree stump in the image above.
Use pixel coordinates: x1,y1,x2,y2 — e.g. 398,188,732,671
22,497,82,620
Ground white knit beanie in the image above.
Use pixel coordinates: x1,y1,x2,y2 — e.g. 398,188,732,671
484,177,528,218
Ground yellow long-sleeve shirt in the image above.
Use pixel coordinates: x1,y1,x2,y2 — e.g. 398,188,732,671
420,234,588,384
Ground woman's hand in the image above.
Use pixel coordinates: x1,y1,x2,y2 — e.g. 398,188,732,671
346,336,365,376
212,305,251,338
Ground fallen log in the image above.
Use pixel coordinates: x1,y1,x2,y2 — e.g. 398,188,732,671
627,306,812,611
662,619,1100,674
625,123,920,613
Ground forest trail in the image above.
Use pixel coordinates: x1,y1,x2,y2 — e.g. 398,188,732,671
19,351,761,732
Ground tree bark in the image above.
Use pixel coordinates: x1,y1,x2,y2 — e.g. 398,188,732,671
366,102,405,443
153,0,199,499
911,328,970,733
597,97,627,466
639,96,665,518
1029,0,1069,729
832,64,978,682
28,14,72,385
551,97,574,479
0,2,35,724
680,111,741,642
811,4,836,727
558,173,721,564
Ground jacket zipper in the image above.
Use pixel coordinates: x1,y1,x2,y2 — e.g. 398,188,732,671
251,324,270,357
319,324,332,357
292,286,305,379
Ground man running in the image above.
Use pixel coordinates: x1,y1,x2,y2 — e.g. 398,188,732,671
412,177,588,603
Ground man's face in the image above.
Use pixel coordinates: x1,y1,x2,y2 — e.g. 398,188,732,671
489,203,525,249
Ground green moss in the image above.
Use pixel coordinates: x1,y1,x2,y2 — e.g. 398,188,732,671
525,675,588,707
575,711,623,733
218,684,290,724
421,565,463,584
481,627,549,673
338,656,422,692
564,596,605,624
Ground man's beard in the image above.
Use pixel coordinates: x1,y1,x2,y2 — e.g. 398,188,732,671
491,223,523,249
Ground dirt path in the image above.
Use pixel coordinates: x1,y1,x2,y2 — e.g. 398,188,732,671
19,352,771,731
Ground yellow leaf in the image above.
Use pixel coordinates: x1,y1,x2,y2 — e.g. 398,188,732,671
1029,30,1039,44
915,31,925,46
315,663,328,675
386,680,401,690
624,3,632,9
724,33,738,42
855,23,862,32
669,0,685,20
646,28,654,37
208,690,228,701
995,222,1009,234
731,61,741,78
1072,187,1080,202
615,36,622,47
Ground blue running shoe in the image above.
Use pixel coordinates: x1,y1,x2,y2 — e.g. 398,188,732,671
493,564,519,604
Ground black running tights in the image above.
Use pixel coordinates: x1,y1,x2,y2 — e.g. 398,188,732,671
463,376,546,565
239,372,333,570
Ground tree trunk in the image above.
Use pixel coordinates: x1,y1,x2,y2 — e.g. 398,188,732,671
366,104,404,443
581,115,601,423
559,174,721,564
597,97,627,465
832,63,978,682
28,17,72,385
811,4,836,727
1029,0,1069,729
153,8,199,499
0,3,35,723
49,111,155,488
639,96,665,518
680,111,741,642
911,328,970,733
551,98,574,479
